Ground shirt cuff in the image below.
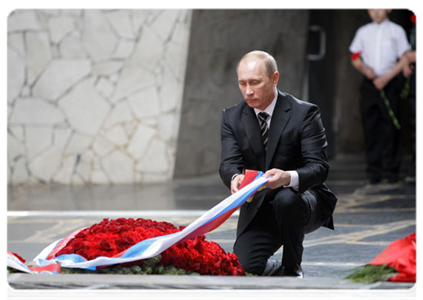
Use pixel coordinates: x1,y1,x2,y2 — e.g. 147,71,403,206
284,170,299,190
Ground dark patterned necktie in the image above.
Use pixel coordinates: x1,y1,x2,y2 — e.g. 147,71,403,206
258,112,269,150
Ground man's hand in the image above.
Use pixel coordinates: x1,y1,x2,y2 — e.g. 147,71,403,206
351,57,376,80
364,67,376,80
373,52,413,90
264,168,291,189
373,75,390,91
402,64,414,78
231,174,245,194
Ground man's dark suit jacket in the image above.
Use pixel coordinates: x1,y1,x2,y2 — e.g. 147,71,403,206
219,90,337,237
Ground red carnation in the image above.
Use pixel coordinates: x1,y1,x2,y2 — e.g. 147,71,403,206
351,52,361,60
411,14,416,24
99,239,113,251
54,218,245,276
76,249,89,259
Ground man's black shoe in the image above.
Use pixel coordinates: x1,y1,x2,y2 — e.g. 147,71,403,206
281,265,304,278
261,259,283,276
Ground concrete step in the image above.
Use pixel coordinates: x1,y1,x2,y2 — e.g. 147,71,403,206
7,273,414,290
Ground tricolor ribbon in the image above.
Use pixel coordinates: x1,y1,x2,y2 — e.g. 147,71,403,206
7,252,61,274
30,170,268,271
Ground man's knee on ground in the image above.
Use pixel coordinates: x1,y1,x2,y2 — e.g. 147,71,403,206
234,246,267,275
239,259,266,275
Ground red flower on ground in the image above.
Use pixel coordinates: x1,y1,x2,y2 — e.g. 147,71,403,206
54,218,245,276
369,232,416,282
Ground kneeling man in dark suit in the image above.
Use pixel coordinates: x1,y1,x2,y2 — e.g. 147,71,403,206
219,50,337,278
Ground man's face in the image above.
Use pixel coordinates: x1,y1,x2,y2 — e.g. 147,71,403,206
368,9,390,24
237,58,279,111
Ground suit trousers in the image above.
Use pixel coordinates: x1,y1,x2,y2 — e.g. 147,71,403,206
360,77,401,181
233,188,321,275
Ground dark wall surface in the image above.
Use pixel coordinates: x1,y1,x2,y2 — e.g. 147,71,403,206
174,10,310,178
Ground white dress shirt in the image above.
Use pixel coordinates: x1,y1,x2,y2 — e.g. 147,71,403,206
254,90,299,190
349,19,410,77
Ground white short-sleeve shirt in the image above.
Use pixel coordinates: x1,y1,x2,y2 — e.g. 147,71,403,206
349,19,410,77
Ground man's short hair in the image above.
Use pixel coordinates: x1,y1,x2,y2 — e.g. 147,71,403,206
237,50,278,77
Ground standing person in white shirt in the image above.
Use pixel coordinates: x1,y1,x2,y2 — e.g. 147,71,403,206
349,9,410,184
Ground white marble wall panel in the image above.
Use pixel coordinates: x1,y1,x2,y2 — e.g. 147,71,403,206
48,15,75,44
26,32,52,85
7,9,192,185
8,41,25,102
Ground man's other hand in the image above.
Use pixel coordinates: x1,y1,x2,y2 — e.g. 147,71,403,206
402,63,414,78
373,75,390,91
231,174,245,194
264,168,291,189
364,67,376,80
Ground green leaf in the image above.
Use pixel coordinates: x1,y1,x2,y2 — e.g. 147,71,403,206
346,264,398,283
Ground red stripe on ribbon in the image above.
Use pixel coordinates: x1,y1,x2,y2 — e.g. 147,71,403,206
179,207,239,243
8,251,26,263
46,227,88,260
29,264,61,274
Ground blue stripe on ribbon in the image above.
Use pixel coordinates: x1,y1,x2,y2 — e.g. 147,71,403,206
120,232,179,258
39,254,96,270
202,171,265,222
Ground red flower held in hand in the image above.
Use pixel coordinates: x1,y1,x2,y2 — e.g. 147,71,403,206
351,52,361,60
55,218,245,276
410,14,420,24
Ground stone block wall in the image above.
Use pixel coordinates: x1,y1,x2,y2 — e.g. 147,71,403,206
7,9,192,184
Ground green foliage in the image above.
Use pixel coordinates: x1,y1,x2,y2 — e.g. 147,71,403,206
400,78,410,100
346,264,398,283
60,255,199,276
380,90,401,130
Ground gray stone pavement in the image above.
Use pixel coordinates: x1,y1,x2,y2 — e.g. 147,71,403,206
7,154,416,291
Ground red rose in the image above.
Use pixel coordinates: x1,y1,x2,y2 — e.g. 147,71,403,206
76,249,89,259
411,14,416,24
54,218,245,275
351,52,361,60
99,239,113,251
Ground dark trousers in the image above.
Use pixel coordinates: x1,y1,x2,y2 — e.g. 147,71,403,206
360,77,401,181
233,188,322,275
408,90,420,177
